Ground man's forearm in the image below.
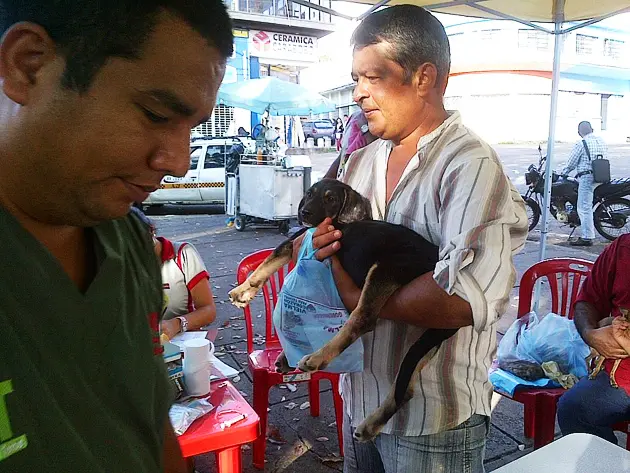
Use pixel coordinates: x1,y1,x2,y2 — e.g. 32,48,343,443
331,258,474,329
574,301,603,341
380,272,473,329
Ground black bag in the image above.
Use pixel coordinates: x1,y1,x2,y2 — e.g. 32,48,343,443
582,139,610,183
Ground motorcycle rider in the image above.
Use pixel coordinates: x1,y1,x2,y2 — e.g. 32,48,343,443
561,121,608,246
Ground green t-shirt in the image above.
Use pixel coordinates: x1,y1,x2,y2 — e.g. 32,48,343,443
0,208,171,472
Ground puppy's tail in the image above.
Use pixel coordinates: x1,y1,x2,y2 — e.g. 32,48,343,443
394,328,457,406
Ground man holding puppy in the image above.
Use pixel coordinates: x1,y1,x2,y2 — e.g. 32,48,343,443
305,6,528,472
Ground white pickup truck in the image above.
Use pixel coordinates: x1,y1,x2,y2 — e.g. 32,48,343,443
143,136,254,208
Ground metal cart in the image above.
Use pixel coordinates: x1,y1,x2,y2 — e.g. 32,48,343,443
225,154,312,233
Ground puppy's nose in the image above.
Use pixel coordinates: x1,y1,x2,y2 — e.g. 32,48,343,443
300,209,312,219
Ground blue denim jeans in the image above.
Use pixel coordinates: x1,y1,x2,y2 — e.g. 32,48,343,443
342,413,489,473
558,370,630,444
577,174,595,239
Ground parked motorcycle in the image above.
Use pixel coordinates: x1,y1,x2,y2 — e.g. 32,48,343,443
523,145,630,241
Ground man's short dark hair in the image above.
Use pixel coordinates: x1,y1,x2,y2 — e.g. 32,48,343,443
351,5,450,85
0,0,234,92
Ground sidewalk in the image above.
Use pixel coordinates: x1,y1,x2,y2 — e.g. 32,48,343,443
162,216,615,473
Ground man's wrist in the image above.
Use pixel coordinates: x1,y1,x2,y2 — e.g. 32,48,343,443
583,327,600,348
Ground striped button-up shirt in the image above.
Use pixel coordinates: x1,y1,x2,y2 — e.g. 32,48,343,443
562,132,608,176
338,111,528,436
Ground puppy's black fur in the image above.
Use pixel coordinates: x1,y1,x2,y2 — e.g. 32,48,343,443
230,178,457,440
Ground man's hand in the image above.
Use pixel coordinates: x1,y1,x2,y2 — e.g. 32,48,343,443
291,217,343,265
161,318,181,340
584,326,629,359
612,316,630,356
312,217,342,261
291,218,358,310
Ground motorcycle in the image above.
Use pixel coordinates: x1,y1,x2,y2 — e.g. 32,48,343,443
522,145,630,241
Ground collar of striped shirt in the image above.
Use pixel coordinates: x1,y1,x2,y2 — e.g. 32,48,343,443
338,110,528,436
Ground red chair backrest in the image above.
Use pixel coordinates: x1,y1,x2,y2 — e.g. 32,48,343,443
236,249,295,355
517,258,593,320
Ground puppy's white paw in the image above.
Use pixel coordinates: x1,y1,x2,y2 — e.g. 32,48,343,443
298,352,327,372
354,420,381,443
228,281,259,308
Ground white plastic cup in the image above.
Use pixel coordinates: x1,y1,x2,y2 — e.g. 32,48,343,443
183,339,212,369
183,362,211,397
183,339,213,396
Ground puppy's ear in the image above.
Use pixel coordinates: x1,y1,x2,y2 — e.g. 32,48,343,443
337,187,372,223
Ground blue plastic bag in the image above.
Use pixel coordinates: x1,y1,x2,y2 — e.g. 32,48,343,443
272,228,364,373
491,312,591,396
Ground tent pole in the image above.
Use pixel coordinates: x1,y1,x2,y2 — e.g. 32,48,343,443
538,16,564,263
533,0,564,312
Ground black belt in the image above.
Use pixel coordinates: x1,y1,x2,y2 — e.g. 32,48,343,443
576,170,593,178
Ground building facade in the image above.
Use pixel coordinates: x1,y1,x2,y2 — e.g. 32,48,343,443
192,0,335,137
312,20,630,144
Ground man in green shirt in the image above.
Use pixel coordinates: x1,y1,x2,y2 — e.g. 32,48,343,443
0,1,233,471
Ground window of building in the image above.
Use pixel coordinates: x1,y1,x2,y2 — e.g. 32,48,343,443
576,34,598,56
192,105,234,137
604,38,624,59
518,29,550,51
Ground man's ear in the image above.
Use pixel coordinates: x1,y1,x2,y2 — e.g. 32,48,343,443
415,62,439,97
0,23,57,106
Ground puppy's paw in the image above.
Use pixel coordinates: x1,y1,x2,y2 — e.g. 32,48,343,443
274,351,293,374
298,352,328,372
228,281,259,308
353,419,382,443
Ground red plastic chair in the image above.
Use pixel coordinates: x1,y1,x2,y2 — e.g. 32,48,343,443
236,249,344,469
497,257,629,450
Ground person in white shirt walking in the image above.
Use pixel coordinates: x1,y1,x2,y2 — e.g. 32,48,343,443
561,121,608,246
298,5,528,472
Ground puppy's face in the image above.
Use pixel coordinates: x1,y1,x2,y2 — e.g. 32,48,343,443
298,179,371,226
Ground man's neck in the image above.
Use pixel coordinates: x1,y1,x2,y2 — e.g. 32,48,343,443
0,188,92,291
392,106,449,153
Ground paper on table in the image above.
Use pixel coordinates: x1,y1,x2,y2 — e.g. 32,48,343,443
210,355,240,380
170,331,208,350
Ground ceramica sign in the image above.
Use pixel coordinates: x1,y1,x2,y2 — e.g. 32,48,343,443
249,30,318,63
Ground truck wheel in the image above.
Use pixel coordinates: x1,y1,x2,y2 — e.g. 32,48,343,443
279,220,290,234
234,215,246,232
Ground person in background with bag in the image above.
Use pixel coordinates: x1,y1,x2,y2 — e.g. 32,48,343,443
557,234,630,444
561,121,609,247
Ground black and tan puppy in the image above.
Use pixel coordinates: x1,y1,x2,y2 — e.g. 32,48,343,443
229,178,457,441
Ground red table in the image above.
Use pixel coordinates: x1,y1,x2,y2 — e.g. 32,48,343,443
178,380,260,473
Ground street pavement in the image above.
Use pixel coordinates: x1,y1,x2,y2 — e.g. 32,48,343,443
148,143,630,472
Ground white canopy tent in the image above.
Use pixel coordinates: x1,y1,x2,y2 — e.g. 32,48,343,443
303,0,630,260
